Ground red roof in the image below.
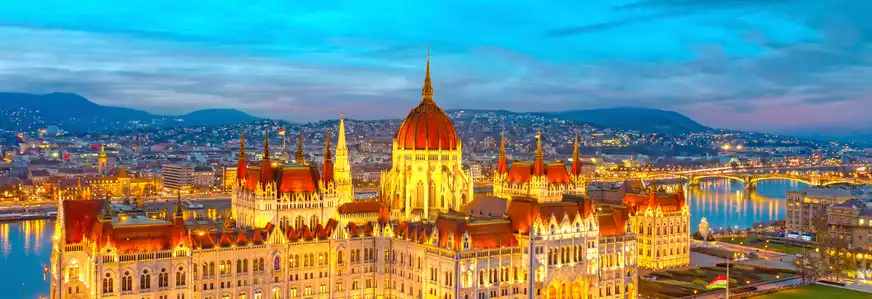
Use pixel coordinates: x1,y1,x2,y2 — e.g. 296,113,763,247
243,164,320,194
623,191,684,214
395,99,457,150
507,162,571,184
63,200,105,244
506,197,594,235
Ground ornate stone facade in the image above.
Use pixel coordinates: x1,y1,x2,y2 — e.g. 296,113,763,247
50,54,639,299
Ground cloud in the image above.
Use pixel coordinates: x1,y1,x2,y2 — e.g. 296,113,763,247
1,1,872,135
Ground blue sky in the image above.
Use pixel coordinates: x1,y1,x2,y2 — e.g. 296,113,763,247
1,0,871,135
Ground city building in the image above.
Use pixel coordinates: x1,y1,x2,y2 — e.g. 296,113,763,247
787,187,856,236
493,133,585,202
49,54,640,299
193,166,215,189
622,185,690,269
163,163,195,191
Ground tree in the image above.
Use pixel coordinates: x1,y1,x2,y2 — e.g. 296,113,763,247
796,251,824,285
813,218,850,280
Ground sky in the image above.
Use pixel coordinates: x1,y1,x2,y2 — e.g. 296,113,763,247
1,0,872,136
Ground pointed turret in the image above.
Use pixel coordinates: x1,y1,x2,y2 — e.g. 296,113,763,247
334,113,354,203
421,46,434,102
174,191,184,219
295,131,305,164
97,143,108,175
533,131,545,176
496,132,508,174
237,130,247,181
261,129,273,186
322,129,334,184
571,134,582,175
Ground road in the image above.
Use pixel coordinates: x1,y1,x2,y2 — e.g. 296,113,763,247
683,277,802,299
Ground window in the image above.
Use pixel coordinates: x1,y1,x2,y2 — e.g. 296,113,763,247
176,267,186,286
159,268,169,288
68,260,80,280
122,271,132,292
102,273,114,294
140,269,151,290
274,256,281,271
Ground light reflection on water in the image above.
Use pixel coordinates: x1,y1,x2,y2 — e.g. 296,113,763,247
0,219,53,299
660,178,806,230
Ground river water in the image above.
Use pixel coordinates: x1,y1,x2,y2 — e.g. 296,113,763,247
0,179,806,298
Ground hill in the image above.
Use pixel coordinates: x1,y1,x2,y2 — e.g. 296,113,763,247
540,108,710,133
449,107,709,133
0,92,261,132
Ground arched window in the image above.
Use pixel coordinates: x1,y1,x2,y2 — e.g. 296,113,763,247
310,215,319,227
102,273,114,294
352,280,359,290
274,256,281,271
272,287,280,299
68,260,80,280
244,259,249,272
254,291,262,299
295,216,305,229
158,268,169,288
122,271,133,292
140,269,151,290
337,250,344,264
176,266,186,286
237,259,242,273
238,292,247,299
209,262,215,276
259,258,265,272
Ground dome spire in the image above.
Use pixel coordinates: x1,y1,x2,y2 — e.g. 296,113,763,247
421,45,434,103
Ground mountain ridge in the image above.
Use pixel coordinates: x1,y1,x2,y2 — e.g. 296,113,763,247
0,92,260,132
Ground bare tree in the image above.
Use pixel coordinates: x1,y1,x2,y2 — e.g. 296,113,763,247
813,217,850,280
796,252,824,285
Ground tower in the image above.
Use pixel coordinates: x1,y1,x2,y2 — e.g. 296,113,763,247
97,144,108,176
334,113,354,204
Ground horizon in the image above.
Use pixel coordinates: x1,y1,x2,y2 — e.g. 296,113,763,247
2,1,872,137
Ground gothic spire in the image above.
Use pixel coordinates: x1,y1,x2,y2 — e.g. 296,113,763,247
571,133,582,175
237,129,247,181
496,132,508,174
295,130,305,164
322,129,334,183
533,130,545,175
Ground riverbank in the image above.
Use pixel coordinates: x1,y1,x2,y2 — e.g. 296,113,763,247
0,196,231,221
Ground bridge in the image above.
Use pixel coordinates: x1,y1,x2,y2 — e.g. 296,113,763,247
635,166,871,190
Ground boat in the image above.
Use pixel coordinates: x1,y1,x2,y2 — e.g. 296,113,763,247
0,213,23,221
20,211,46,220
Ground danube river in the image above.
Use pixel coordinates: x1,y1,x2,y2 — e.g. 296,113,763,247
0,179,806,298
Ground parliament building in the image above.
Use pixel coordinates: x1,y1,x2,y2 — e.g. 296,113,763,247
50,54,640,299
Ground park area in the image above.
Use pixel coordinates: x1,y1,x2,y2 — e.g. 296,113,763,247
716,236,810,255
639,264,797,298
749,284,872,298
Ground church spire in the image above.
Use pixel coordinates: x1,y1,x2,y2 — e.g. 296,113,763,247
97,143,108,175
334,113,353,203
421,46,434,102
533,130,545,176
295,131,305,164
496,132,508,174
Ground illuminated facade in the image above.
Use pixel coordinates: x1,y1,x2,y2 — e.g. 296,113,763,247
493,133,586,202
50,54,639,299
379,54,474,221
622,185,690,269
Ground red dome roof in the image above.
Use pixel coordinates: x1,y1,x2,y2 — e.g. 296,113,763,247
395,99,458,150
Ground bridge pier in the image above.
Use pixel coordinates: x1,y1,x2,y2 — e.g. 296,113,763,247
744,175,755,191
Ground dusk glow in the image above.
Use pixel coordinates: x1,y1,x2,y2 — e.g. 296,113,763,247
2,1,871,135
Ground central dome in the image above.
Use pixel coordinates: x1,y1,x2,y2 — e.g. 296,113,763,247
396,100,458,150
394,53,458,151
